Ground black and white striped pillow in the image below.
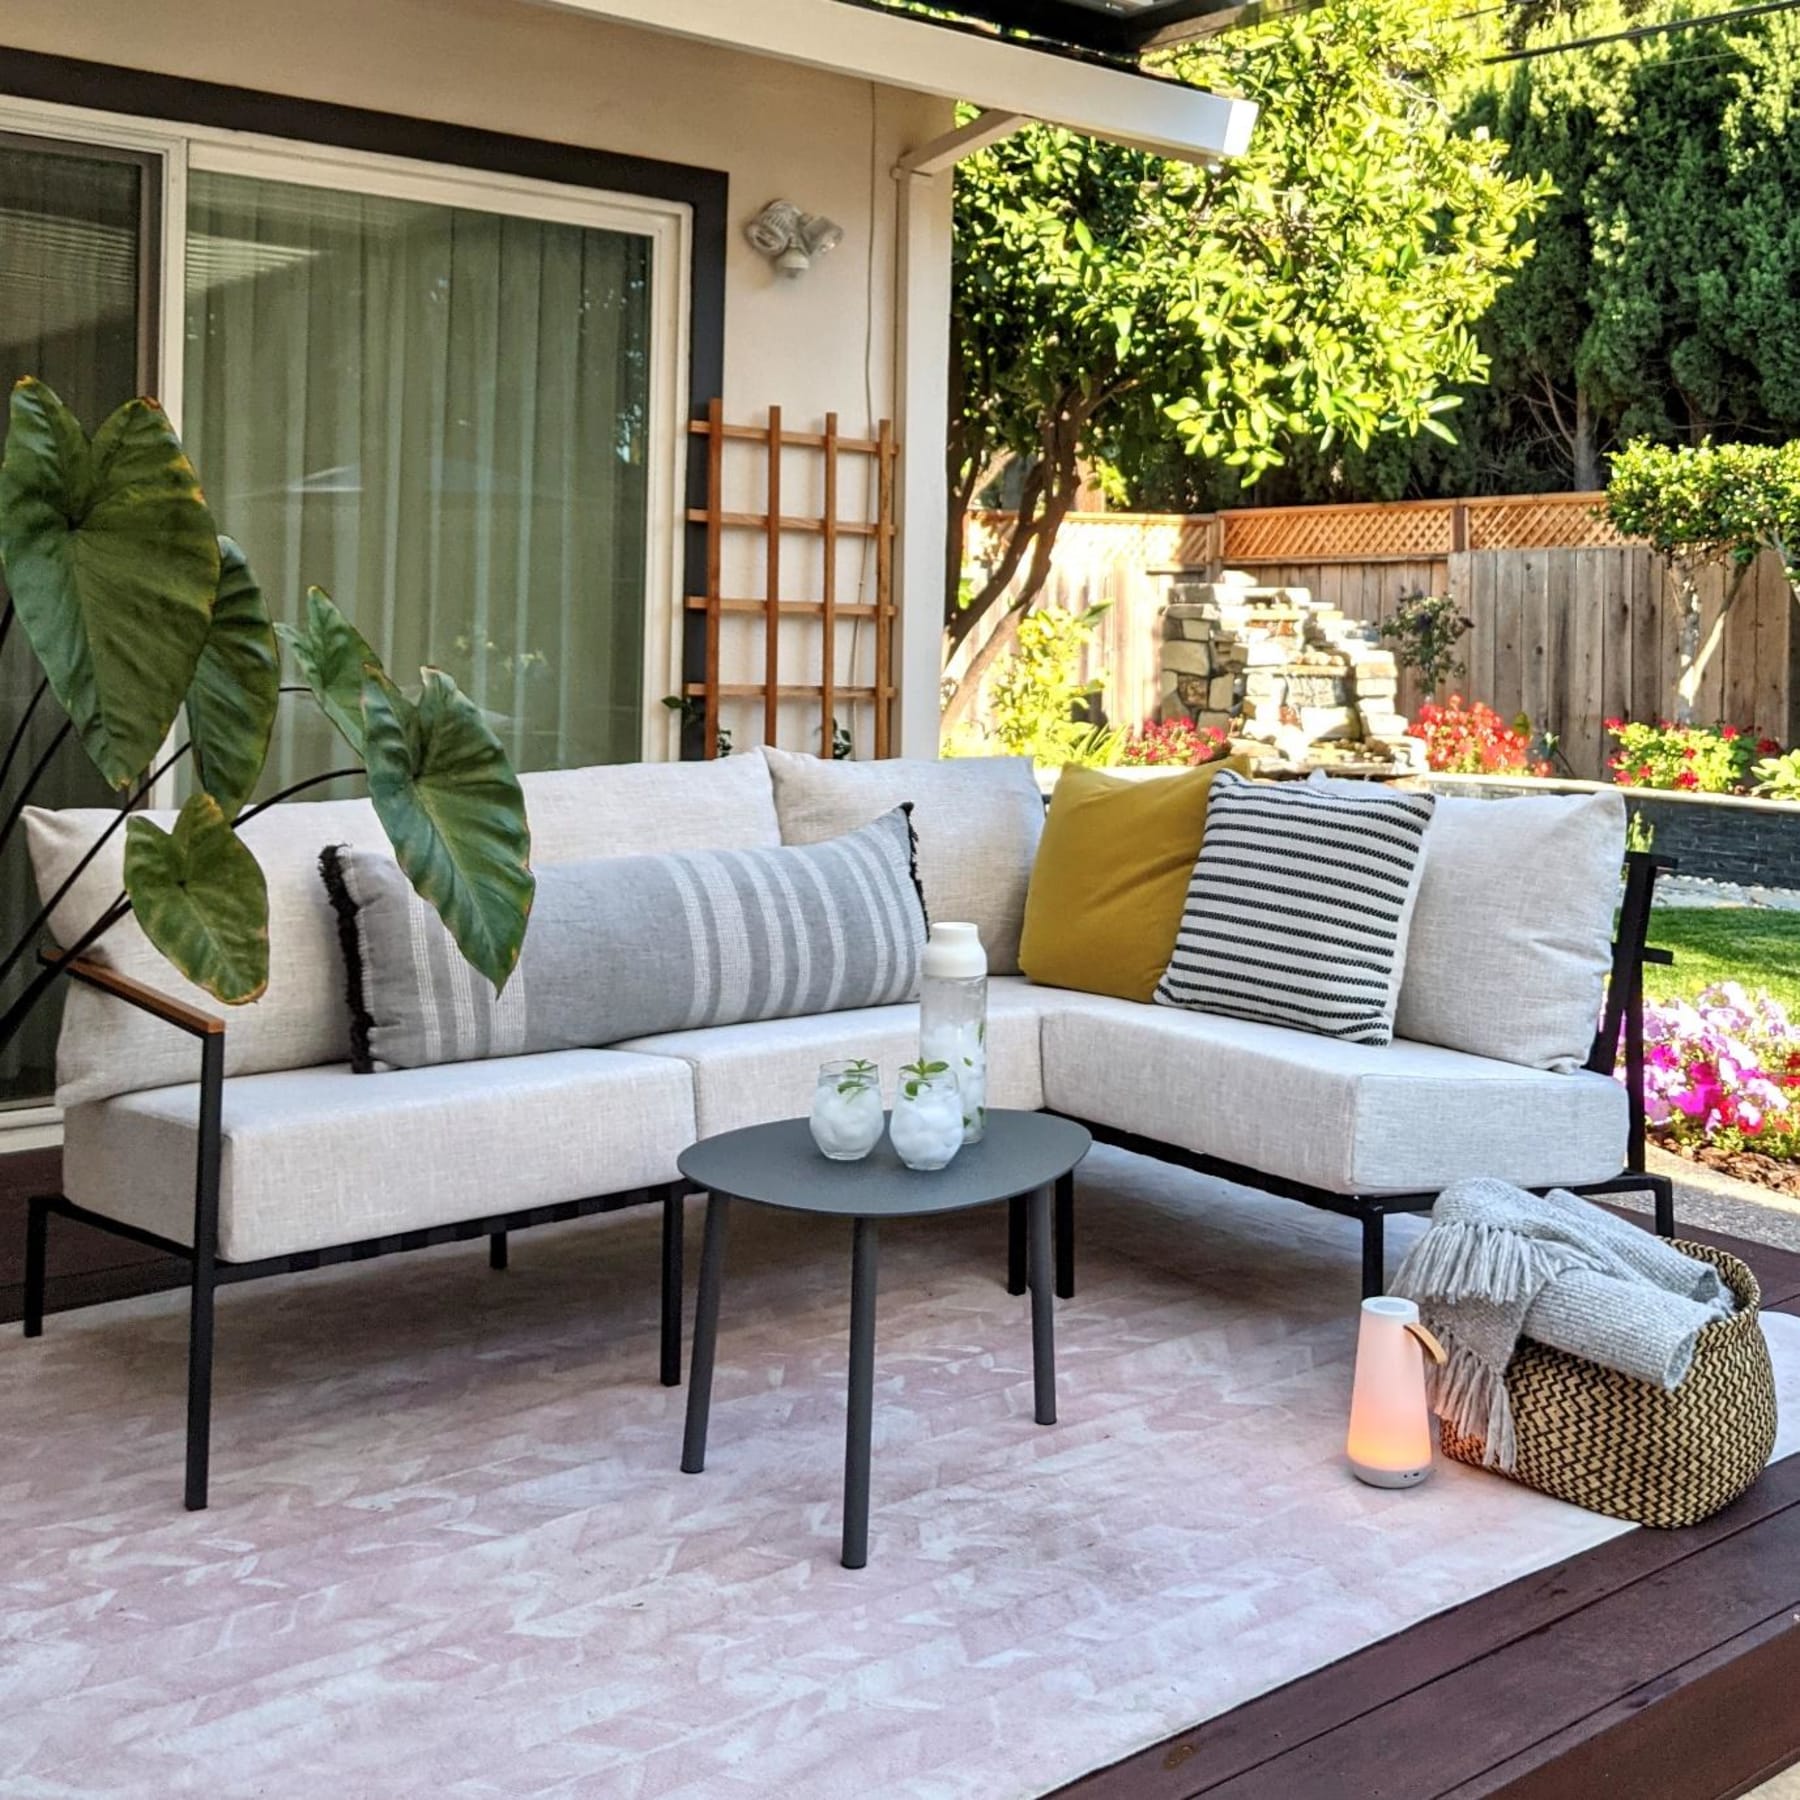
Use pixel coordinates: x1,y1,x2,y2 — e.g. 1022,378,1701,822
1153,772,1437,1046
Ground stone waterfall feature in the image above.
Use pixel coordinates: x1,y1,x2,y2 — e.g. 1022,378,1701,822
1157,569,1426,773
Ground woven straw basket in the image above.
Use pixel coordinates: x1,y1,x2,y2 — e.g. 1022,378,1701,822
1438,1241,1778,1529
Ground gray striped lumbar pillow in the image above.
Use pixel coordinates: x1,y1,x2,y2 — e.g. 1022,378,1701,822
321,806,926,1071
1153,771,1437,1046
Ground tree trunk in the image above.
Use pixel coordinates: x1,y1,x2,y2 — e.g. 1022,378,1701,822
1572,387,1598,493
1672,570,1703,725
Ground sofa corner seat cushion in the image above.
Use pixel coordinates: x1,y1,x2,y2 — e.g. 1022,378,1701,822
1394,788,1626,1072
1020,758,1253,1004
1040,993,1627,1196
761,746,1043,975
59,1050,697,1265
324,805,924,1070
616,977,1050,1138
25,757,784,1110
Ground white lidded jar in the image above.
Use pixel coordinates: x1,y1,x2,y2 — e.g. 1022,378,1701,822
919,920,988,1144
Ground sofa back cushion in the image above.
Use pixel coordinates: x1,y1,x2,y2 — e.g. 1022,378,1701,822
1154,771,1437,1046
26,755,783,1106
1021,759,1253,1003
1394,789,1625,1072
323,807,926,1070
761,747,1043,973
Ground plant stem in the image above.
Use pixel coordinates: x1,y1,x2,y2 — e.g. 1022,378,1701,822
0,890,131,1061
233,766,362,828
0,741,190,992
0,716,72,858
0,599,14,664
0,674,49,798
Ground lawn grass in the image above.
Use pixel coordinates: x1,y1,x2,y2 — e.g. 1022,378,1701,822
1643,908,1800,1013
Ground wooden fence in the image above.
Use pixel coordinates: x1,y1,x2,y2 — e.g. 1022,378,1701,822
961,499,1798,779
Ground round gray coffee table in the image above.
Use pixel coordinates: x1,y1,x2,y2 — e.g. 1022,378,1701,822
677,1109,1091,1569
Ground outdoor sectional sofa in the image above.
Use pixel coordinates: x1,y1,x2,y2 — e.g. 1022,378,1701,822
20,749,1670,1510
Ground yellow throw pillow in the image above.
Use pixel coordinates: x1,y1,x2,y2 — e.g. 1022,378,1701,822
1019,758,1253,1004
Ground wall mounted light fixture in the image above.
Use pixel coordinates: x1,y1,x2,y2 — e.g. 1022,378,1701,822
745,200,844,280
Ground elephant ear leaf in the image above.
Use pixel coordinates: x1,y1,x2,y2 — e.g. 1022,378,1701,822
185,537,278,821
123,793,270,1005
361,667,534,993
0,379,219,789
276,585,382,757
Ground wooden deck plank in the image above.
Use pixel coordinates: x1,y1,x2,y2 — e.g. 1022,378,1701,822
1052,1455,1800,1800
1449,1608,1800,1800
1188,1494,1800,1800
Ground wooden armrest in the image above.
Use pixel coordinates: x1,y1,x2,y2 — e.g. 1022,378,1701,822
40,947,225,1038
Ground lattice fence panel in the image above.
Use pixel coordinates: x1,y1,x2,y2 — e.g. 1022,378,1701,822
1223,502,1453,564
1464,493,1625,551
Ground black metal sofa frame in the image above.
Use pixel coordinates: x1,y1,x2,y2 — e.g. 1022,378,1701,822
1007,851,1677,1305
23,950,686,1513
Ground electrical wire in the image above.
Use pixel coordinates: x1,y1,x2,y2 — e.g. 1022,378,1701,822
1483,0,1800,62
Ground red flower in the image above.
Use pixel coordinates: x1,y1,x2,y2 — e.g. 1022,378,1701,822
1604,716,1625,731
1681,744,1697,760
1759,737,1782,755
1675,770,1700,790
1721,725,1740,741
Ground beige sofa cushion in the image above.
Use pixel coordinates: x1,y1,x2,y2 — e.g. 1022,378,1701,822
60,1049,696,1263
1394,790,1625,1072
761,747,1043,973
618,976,1051,1137
1040,992,1626,1196
26,756,783,1107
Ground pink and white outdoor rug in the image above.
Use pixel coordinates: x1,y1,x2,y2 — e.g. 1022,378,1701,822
4,1144,1798,1800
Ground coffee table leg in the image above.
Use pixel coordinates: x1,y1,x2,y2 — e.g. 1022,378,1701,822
1007,1194,1027,1296
681,1192,731,1475
842,1215,880,1570
1029,1183,1057,1426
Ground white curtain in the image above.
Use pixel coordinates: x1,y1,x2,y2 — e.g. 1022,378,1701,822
182,170,655,797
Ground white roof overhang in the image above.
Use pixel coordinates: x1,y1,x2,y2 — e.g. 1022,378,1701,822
532,0,1258,165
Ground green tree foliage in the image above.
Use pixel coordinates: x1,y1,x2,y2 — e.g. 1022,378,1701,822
1604,437,1800,717
1326,0,1800,501
949,0,1545,652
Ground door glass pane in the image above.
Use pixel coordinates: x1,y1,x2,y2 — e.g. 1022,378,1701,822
182,170,654,798
0,140,149,1110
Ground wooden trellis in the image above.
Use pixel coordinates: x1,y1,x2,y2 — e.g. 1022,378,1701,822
686,400,898,759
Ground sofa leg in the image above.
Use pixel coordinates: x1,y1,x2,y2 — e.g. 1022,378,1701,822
1007,1194,1027,1296
23,1196,49,1339
660,1187,684,1388
1360,1212,1386,1301
1054,1171,1075,1300
1650,1173,1676,1239
488,1231,509,1272
185,1031,224,1513
184,1257,216,1512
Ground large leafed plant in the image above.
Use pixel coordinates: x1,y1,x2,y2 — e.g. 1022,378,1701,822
0,377,534,1046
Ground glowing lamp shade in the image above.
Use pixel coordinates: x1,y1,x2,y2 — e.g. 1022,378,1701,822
1347,1296,1448,1489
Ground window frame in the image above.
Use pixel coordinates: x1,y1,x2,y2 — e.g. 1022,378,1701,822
0,90,695,769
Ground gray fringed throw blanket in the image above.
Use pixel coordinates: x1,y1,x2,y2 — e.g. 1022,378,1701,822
1392,1179,1734,1471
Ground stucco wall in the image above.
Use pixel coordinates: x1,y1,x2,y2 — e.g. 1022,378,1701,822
1,0,955,757
1,0,948,427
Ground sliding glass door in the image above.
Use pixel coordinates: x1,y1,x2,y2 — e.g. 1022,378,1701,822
0,136,156,1110
0,110,687,1116
183,164,658,795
